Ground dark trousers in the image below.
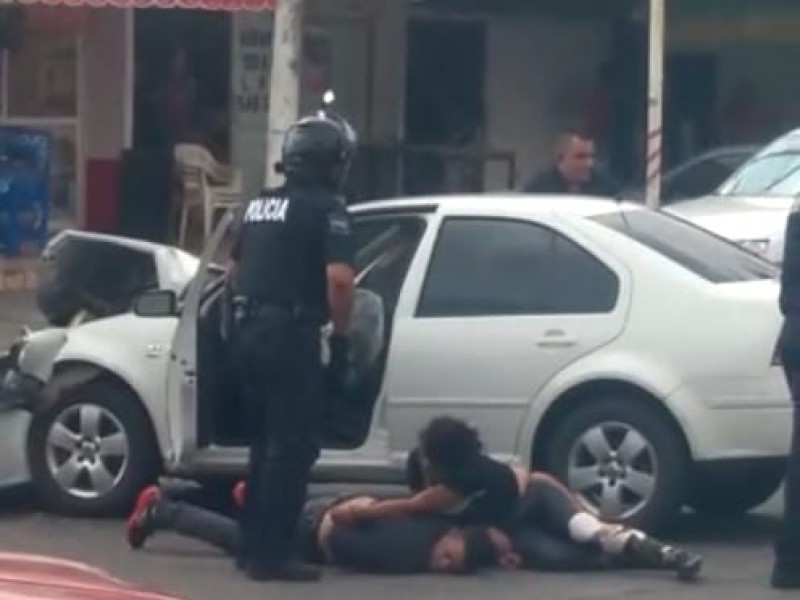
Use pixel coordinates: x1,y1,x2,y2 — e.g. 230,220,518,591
159,500,240,555
231,312,324,569
776,365,800,564
783,367,800,516
152,497,328,563
512,476,606,571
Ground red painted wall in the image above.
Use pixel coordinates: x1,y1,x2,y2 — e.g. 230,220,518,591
85,159,120,232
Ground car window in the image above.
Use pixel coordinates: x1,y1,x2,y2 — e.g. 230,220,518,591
590,210,778,283
353,215,428,314
662,158,738,204
417,217,619,317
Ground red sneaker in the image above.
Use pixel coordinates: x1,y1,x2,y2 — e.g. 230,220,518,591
233,481,246,508
126,485,162,550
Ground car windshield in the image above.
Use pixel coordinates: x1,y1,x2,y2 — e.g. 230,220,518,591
590,209,779,283
718,132,800,197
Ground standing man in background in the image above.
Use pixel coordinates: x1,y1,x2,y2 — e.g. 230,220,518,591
773,200,800,589
227,107,357,582
520,129,619,197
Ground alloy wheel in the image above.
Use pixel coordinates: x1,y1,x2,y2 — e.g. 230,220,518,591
566,421,658,520
44,403,130,500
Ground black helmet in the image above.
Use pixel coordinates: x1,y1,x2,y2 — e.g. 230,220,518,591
278,91,357,190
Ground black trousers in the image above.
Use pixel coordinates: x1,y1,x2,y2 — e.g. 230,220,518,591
782,367,800,516
231,311,325,569
776,365,800,564
512,477,607,571
152,497,328,563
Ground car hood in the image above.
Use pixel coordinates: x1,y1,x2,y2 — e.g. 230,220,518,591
666,194,792,240
0,552,182,600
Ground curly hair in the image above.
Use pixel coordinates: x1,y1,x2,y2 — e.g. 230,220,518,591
418,416,483,475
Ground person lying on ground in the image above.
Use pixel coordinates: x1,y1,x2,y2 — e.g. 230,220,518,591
127,476,701,581
326,416,702,581
126,482,501,575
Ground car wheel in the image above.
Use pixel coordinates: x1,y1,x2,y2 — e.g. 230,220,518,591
27,379,160,517
688,466,784,515
544,396,688,533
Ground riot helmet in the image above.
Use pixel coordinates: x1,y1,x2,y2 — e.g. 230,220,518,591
277,90,357,191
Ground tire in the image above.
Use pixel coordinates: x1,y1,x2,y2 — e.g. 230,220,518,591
543,396,688,533
688,465,784,515
27,378,160,517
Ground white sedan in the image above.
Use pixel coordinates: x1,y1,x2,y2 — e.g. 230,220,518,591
0,194,790,532
667,128,800,264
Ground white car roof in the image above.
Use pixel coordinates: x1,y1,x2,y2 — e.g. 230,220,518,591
351,193,638,219
45,229,182,257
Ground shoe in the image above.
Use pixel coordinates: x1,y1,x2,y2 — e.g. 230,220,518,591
126,485,162,550
233,481,246,509
666,547,704,582
624,535,703,582
246,562,322,582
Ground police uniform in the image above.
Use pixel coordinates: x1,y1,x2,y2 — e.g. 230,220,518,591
229,112,356,581
774,199,800,588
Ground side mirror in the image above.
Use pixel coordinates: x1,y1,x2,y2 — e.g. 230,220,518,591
133,290,177,318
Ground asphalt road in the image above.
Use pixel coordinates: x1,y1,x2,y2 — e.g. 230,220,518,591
0,298,793,598
0,485,792,600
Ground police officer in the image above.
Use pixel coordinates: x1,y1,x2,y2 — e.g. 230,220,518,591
773,200,800,588
228,98,357,582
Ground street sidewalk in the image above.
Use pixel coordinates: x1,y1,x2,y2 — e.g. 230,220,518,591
0,291,41,348
0,253,44,347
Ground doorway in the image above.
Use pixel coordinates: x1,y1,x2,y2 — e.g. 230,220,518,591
403,18,486,195
133,9,231,156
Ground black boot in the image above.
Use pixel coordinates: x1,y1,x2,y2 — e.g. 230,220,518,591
624,534,703,582
772,513,800,589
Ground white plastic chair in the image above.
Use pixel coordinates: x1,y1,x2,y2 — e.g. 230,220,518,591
174,144,244,247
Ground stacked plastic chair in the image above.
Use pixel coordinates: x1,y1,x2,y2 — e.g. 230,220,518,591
0,126,52,256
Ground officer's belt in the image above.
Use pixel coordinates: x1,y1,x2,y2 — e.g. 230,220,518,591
233,296,321,324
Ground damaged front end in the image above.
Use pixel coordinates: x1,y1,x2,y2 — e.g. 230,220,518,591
0,328,68,413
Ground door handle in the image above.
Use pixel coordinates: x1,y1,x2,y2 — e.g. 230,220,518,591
536,329,576,349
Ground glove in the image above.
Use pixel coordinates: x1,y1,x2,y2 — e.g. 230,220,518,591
327,334,350,396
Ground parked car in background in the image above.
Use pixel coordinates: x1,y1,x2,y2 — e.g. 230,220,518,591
0,195,788,533
0,552,184,600
623,145,758,206
667,129,800,264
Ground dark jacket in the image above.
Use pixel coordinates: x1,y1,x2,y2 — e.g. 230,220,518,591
521,167,619,197
780,207,800,366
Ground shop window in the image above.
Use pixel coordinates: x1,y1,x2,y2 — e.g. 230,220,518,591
7,33,78,118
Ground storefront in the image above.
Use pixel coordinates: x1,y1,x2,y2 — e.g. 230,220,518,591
0,5,85,232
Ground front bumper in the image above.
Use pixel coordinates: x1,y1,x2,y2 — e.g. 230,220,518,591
0,369,42,412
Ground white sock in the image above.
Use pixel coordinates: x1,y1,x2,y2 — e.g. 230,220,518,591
567,513,604,542
568,513,645,555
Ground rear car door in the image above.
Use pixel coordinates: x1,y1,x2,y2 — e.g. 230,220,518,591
383,212,630,461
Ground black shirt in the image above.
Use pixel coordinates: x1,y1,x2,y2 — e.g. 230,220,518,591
231,184,354,322
521,166,619,197
406,449,520,528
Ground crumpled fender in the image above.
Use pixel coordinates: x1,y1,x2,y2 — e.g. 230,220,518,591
17,328,69,384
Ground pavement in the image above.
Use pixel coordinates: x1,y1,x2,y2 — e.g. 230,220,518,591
0,486,792,600
0,291,41,347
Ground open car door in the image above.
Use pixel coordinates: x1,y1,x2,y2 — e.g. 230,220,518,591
164,210,237,465
167,206,430,465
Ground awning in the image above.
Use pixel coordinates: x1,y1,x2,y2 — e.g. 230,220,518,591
4,0,275,10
